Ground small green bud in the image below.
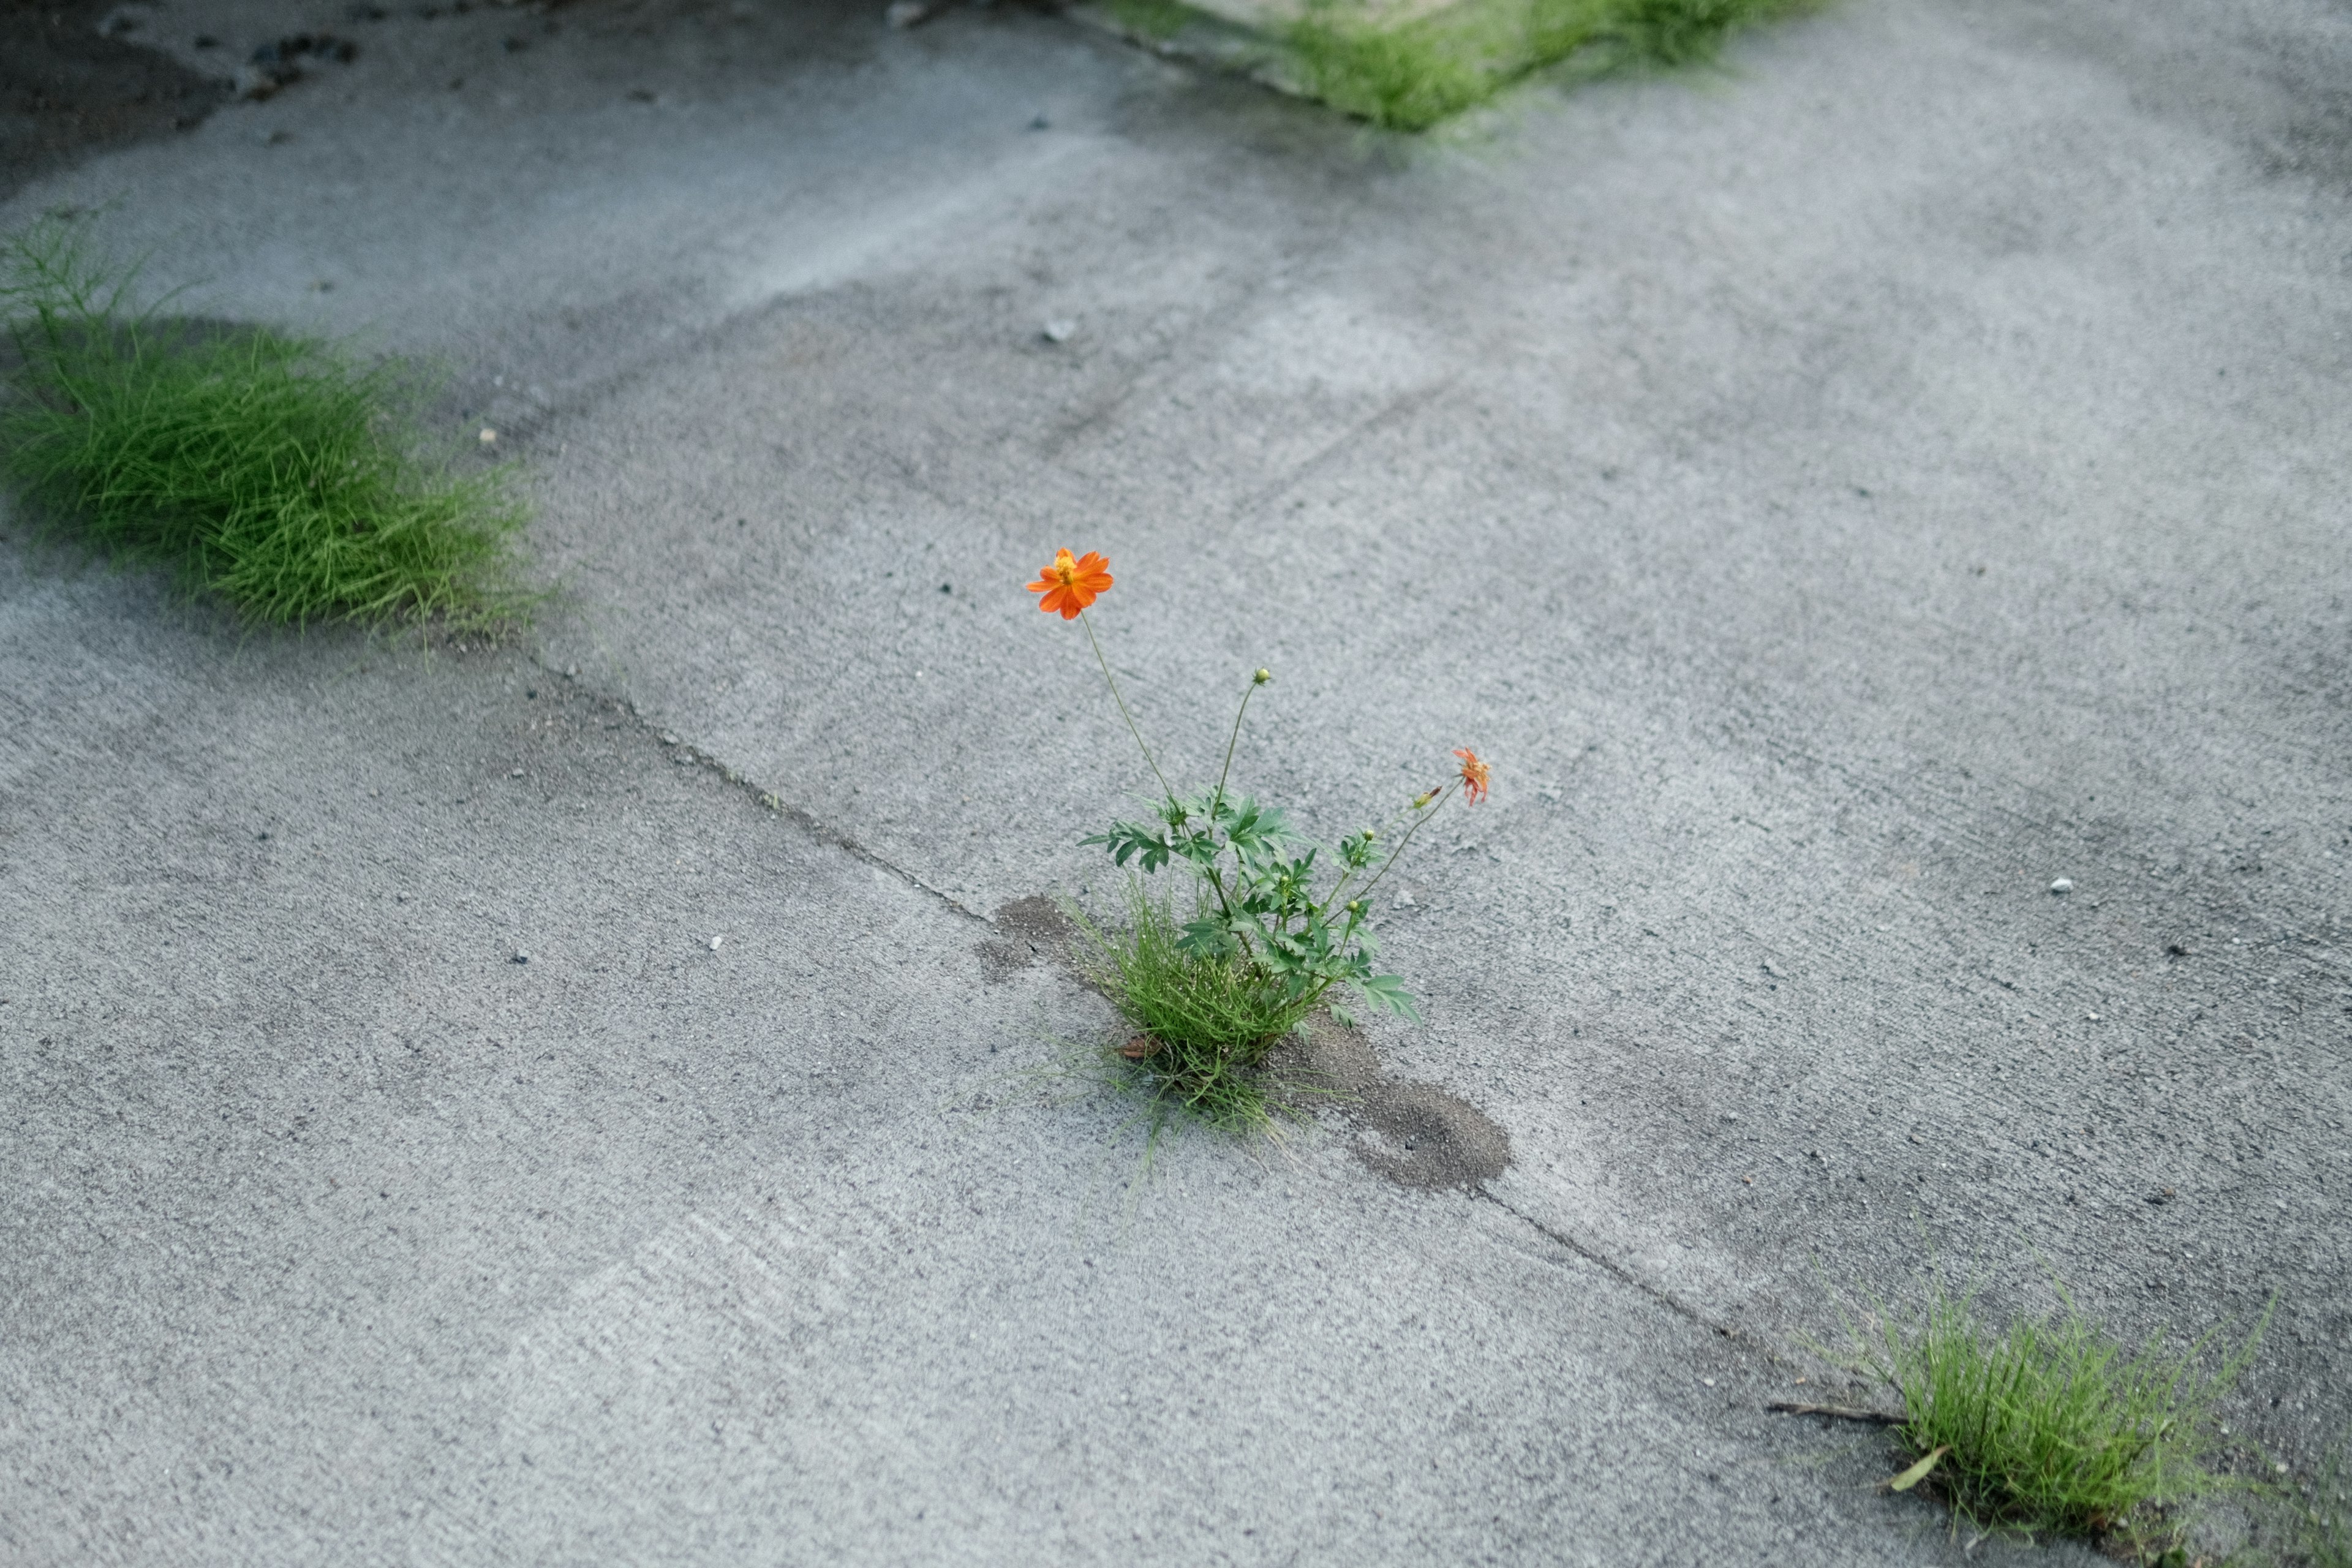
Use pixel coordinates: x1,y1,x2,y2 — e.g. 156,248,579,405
1253,668,1272,684
1412,788,1440,810
1346,900,1364,916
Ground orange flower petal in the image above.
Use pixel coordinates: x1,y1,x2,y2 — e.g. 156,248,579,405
1026,548,1112,617
1453,747,1491,804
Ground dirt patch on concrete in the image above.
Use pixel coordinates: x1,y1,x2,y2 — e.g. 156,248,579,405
2,0,224,199
978,892,1076,981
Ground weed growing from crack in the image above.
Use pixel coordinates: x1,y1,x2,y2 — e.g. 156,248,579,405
1853,1274,2268,1559
1065,880,1320,1142
0,218,529,628
1025,545,1486,1137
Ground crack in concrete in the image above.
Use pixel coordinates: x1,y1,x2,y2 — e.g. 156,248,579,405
1477,1188,1751,1347
549,664,992,928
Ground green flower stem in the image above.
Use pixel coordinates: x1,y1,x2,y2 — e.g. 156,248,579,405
1076,606,1249,937
1079,606,1175,807
1350,783,1457,911
1209,673,1261,818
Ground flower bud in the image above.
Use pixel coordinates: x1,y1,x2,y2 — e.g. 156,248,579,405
1346,900,1364,916
1412,789,1439,810
1253,668,1272,685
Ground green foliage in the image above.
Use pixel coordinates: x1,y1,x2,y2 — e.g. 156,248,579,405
1289,13,1502,131
1860,1276,2267,1553
1603,0,1814,66
1066,881,1316,1140
1045,581,1477,1141
1080,669,1450,1029
1286,0,1818,131
0,219,529,627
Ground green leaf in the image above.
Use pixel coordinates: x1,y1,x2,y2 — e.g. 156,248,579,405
1355,973,1421,1022
1176,917,1242,959
1084,820,1176,873
1887,1446,1949,1492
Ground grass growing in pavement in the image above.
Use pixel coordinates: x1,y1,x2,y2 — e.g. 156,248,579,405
2302,1444,2352,1568
0,221,529,628
1289,6,1510,129
1288,0,1821,130
1066,881,1319,1142
1857,1276,2268,1557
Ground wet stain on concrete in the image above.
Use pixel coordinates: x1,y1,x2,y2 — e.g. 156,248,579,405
1272,1017,1511,1191
1,0,227,199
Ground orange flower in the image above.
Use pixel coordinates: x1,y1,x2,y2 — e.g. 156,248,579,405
1027,548,1114,620
1453,748,1490,804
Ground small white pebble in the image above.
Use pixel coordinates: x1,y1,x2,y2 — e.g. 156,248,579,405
479,428,499,444
1042,318,1078,344
708,935,723,951
2049,878,2074,894
510,767,525,778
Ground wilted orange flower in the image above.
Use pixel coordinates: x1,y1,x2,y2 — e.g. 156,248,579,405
1453,748,1490,804
1027,548,1114,620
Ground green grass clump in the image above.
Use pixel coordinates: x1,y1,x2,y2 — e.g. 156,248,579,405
1,221,528,628
1605,0,1803,65
1289,10,1509,130
1068,881,1318,1140
2304,1444,2352,1568
1861,1278,2266,1554
1287,0,1819,131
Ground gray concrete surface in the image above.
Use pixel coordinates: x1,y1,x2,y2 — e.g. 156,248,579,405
4,0,2349,1561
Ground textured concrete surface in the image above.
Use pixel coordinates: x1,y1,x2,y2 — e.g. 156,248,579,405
3,0,2348,1561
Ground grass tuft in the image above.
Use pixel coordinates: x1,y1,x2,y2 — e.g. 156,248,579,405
2304,1443,2352,1568
0,219,529,628
1066,880,1320,1141
1860,1275,2267,1555
1602,0,1811,66
1287,0,1820,130
1289,11,1507,130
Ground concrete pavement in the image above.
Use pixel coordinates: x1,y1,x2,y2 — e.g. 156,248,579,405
3,0,2348,1559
